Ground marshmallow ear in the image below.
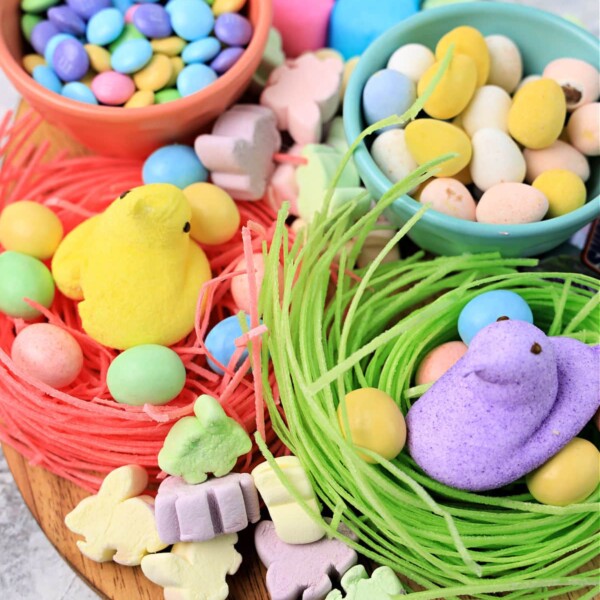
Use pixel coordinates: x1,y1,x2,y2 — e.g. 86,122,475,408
141,553,186,588
98,465,148,501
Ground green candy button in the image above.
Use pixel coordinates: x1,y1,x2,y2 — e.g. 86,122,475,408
21,0,60,13
21,14,42,42
155,89,182,104
109,24,146,54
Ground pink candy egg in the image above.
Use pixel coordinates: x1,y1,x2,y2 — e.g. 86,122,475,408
91,71,136,106
231,253,283,313
11,323,84,389
416,341,468,386
419,178,476,221
476,182,549,224
543,58,600,111
524,140,590,183
567,102,600,156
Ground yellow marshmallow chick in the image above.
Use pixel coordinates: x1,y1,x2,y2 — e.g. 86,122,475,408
52,184,212,349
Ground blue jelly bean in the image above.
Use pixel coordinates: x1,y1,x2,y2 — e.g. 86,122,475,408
205,314,252,375
53,38,89,82
210,47,243,74
181,37,220,64
133,4,172,39
214,13,252,47
458,290,534,345
177,63,217,96
66,0,112,20
87,8,125,46
33,65,62,94
142,144,207,189
44,33,75,67
31,21,60,55
168,0,214,41
62,81,98,104
111,39,153,74
48,6,86,37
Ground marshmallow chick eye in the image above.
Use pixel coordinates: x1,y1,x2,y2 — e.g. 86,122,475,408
531,342,542,354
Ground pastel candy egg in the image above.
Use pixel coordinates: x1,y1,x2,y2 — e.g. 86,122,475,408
526,438,600,506
111,38,153,74
182,182,240,245
470,128,526,192
0,251,55,319
387,43,435,83
461,85,512,137
508,79,566,149
485,35,522,94
85,44,111,73
108,23,146,53
143,144,208,189
154,89,181,104
107,344,187,406
405,119,472,178
151,36,187,57
231,253,283,314
32,65,62,94
48,6,86,36
134,53,174,92
524,140,590,183
62,81,99,104
567,103,600,156
91,71,135,105
52,38,89,82
182,37,221,64
22,0,60,10
532,169,586,218
543,58,600,111
415,341,468,386
371,129,417,185
124,89,155,108
11,323,83,389
436,25,490,87
337,388,406,463
458,290,533,345
418,54,477,120
476,182,548,225
418,178,476,220
177,63,218,96
86,8,125,46
168,0,215,42
210,47,244,74
214,13,253,47
133,3,172,38
205,314,252,375
362,69,416,128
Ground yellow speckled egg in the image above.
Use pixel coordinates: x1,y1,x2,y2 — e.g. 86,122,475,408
526,438,600,506
405,119,472,177
508,79,566,149
84,44,111,73
124,90,155,109
418,54,477,120
134,54,173,92
23,54,45,74
338,388,406,463
436,26,490,87
0,201,63,260
532,169,587,218
416,341,468,385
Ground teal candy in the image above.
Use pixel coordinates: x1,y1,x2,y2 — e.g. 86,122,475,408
142,144,207,188
33,65,62,94
181,37,221,64
0,251,55,319
86,7,125,46
108,23,146,53
111,39,153,74
62,82,99,104
177,63,217,97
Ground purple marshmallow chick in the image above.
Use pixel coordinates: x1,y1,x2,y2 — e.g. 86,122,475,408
406,320,600,492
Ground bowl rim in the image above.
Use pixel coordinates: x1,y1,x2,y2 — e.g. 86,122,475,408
0,0,272,119
343,2,600,239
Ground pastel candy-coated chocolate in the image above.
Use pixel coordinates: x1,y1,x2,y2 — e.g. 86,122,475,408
543,58,600,112
133,3,172,39
86,8,125,46
407,320,600,491
91,71,135,105
108,23,145,53
255,520,357,600
63,81,99,104
85,44,111,73
418,178,476,221
260,53,343,145
524,140,590,183
66,0,111,20
23,54,46,75
387,43,435,83
44,33,74,67
325,565,405,600
415,341,468,386
111,38,153,74
532,169,586,218
143,144,207,189
124,89,154,108
134,53,174,92
252,456,326,545
154,88,181,103
567,103,600,156
22,0,60,13
182,37,221,64
158,394,252,484
362,69,416,129
485,34,522,94
371,129,417,186
476,182,549,225
48,6,86,36
52,38,89,82
210,47,244,74
461,85,512,137
205,314,252,375
31,20,60,55
151,36,186,57
214,13,252,46
178,63,218,95
155,473,260,544
213,0,247,16
21,14,42,42
168,0,214,41
64,465,168,565
194,104,281,201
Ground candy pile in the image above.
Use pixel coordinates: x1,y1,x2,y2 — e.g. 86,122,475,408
365,26,600,224
21,0,254,106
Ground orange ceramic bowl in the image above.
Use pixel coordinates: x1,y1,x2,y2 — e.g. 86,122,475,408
0,0,272,158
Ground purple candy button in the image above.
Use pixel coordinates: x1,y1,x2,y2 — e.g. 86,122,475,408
31,21,60,55
52,38,90,82
210,47,244,74
48,6,86,36
214,13,253,47
66,0,112,20
133,4,172,39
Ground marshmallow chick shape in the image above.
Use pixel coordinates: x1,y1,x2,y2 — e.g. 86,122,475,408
51,184,211,350
406,320,600,491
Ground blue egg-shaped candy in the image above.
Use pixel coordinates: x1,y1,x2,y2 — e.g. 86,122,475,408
205,314,252,375
87,8,125,46
143,144,208,189
362,69,416,130
458,290,534,345
181,37,221,64
177,63,217,97
62,81,99,104
44,33,75,67
53,38,89,82
111,39,153,74
168,0,214,41
33,65,62,94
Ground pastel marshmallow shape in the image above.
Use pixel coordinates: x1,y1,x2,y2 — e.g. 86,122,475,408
325,565,405,600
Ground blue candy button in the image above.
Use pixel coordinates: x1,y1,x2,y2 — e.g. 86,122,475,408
177,63,217,97
168,0,214,41
87,8,125,46
62,81,99,104
111,39,153,74
181,37,221,64
33,65,62,94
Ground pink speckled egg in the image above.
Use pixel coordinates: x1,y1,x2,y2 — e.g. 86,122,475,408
231,253,284,313
11,323,84,389
524,140,590,183
567,102,600,156
476,182,549,224
543,58,600,111
91,71,135,106
416,341,468,386
419,178,476,221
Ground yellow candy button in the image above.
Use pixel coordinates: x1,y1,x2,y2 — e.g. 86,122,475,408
213,0,247,16
0,201,63,260
436,26,490,87
532,169,586,218
85,44,111,73
405,119,472,177
338,388,406,463
124,90,155,108
165,56,184,88
151,36,186,57
133,54,173,92
183,183,241,245
23,54,46,74
526,438,600,506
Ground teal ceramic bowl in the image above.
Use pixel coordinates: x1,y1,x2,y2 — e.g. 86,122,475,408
344,3,600,257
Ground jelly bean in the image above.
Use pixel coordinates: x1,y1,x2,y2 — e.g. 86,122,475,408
205,314,252,375
91,71,135,105
31,20,60,55
476,182,548,225
124,89,155,108
134,53,173,91
415,341,468,386
22,14,43,42
458,290,533,345
362,69,416,128
371,129,417,185
418,54,477,120
143,144,208,189
337,388,406,463
526,438,600,506
508,79,566,150
168,0,215,42
183,182,240,245
485,35,522,94
543,58,600,111
165,56,184,88
107,344,186,406
22,0,60,12
419,178,476,220
436,25,490,87
524,141,590,183
44,33,74,67
23,54,46,75
212,0,247,16
108,24,146,53
111,39,153,74
532,169,586,218
11,323,84,389
470,129,525,191
62,81,99,104
53,38,89,82
210,47,244,74
66,0,112,20
182,37,221,64
33,64,62,94
87,8,125,46
155,89,181,103
567,103,600,156
0,251,55,319
48,6,86,36
387,43,435,83
405,119,472,178
85,44,111,72
133,4,172,39
214,13,252,47
179,63,218,96
151,36,186,57
461,85,512,137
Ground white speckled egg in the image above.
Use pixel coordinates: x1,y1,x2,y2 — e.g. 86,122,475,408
419,178,476,220
470,128,526,191
543,58,600,111
461,85,512,137
476,182,548,224
524,140,590,183
485,35,523,94
387,43,435,83
567,102,600,156
371,129,418,185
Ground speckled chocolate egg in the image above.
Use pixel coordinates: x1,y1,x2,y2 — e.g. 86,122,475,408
461,85,512,137
485,34,522,94
567,102,600,156
419,178,476,220
524,140,590,183
371,129,417,185
476,182,548,224
543,58,600,111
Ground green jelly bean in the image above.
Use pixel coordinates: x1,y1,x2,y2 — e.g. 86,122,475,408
21,13,42,42
155,88,182,104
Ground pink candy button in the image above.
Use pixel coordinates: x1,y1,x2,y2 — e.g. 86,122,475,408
91,71,136,106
